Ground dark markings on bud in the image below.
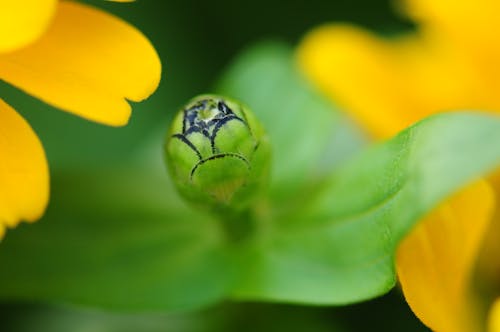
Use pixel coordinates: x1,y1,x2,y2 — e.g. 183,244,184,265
217,100,230,114
210,115,244,153
171,134,202,160
172,98,251,160
252,141,260,153
189,153,250,179
182,99,207,134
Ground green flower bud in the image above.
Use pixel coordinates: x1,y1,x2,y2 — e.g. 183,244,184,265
164,95,270,211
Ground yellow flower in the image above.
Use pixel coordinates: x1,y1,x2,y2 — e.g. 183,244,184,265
297,0,500,331
0,1,161,238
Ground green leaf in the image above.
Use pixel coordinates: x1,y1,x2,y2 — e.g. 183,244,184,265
0,168,237,311
231,112,500,304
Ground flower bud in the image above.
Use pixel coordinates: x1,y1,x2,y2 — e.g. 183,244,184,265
164,95,270,210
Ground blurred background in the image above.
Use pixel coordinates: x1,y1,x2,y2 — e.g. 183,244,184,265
0,0,428,330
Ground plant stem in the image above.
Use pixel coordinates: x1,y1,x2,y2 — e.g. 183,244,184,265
214,206,256,243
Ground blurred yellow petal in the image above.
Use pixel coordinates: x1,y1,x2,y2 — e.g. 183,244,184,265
402,0,500,43
297,24,483,139
0,0,161,126
475,170,500,301
0,99,49,236
396,180,495,332
0,0,57,53
400,0,500,113
297,24,410,138
489,298,500,332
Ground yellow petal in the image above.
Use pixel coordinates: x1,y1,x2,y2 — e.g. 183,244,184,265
400,0,500,110
475,170,500,302
297,25,409,138
402,0,500,43
400,0,500,65
489,298,500,332
0,99,49,237
0,0,161,126
296,24,482,139
0,0,57,53
396,180,495,332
